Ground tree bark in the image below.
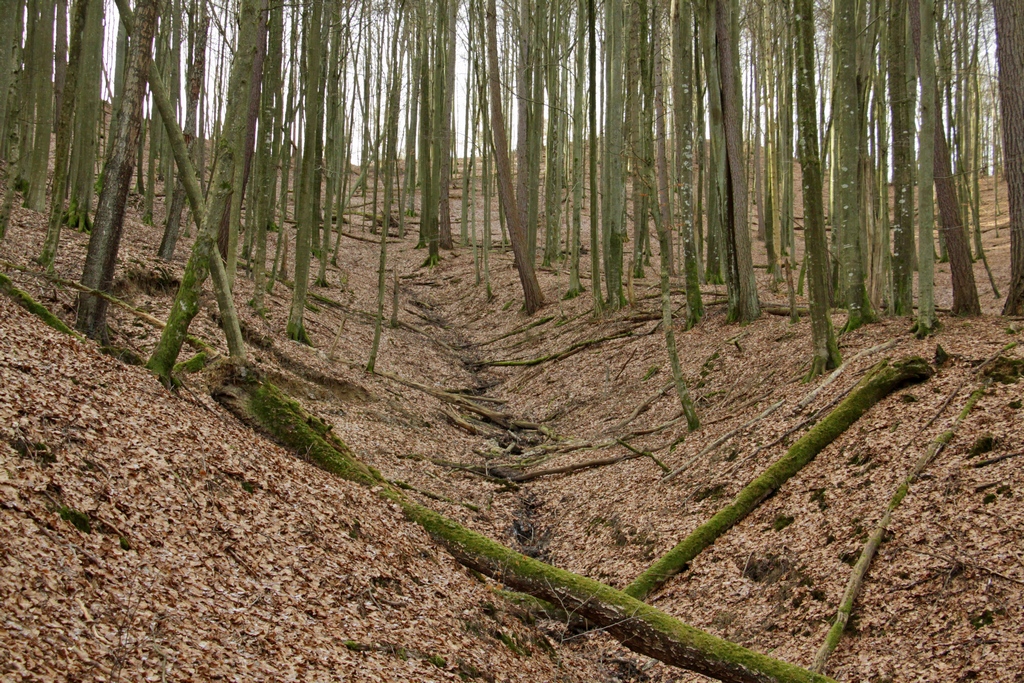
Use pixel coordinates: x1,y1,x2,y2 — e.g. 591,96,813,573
484,0,544,314
995,0,1024,315
910,0,980,317
794,0,840,377
76,0,158,342
38,0,89,270
715,0,759,323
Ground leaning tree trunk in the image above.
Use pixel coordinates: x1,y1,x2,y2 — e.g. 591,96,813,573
653,11,699,432
484,0,544,314
143,0,252,382
794,0,841,378
212,370,837,683
994,0,1024,315
625,357,932,601
76,0,159,342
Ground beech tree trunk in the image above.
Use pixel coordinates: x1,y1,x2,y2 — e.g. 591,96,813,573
995,0,1024,315
484,0,544,314
715,0,759,323
76,0,158,342
794,0,840,378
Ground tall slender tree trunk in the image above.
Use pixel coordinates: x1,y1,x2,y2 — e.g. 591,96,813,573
914,0,938,335
834,0,874,331
715,0,759,323
671,0,701,327
437,0,458,250
889,0,915,316
485,0,544,314
909,0,980,318
38,0,89,270
76,0,159,342
995,0,1024,315
288,0,325,343
159,2,208,260
25,0,53,212
795,0,840,377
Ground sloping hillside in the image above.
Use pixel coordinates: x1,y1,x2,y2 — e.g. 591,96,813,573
0,295,605,682
1,168,1023,682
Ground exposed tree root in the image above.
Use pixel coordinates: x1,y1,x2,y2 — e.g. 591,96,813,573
624,357,933,601
211,367,836,683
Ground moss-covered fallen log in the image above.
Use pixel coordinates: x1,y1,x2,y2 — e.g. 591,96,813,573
0,272,80,338
810,384,983,673
625,357,932,601
212,367,836,683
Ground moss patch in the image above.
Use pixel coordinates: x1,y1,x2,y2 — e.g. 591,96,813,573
57,506,92,534
772,514,795,531
968,434,995,458
983,356,1023,384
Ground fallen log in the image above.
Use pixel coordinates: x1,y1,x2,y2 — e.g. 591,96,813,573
1,272,80,338
212,367,835,683
624,357,933,601
810,344,1016,672
478,330,633,367
810,384,984,673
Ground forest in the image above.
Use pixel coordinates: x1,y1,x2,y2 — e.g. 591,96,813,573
0,0,1022,679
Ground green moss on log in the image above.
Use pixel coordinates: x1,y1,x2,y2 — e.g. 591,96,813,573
215,373,837,683
625,357,932,601
173,352,209,375
0,272,79,338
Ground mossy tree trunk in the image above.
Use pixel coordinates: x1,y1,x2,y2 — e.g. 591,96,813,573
625,357,932,601
140,0,250,382
794,0,840,378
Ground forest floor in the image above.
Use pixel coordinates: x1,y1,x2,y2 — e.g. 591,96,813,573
1,164,1023,682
